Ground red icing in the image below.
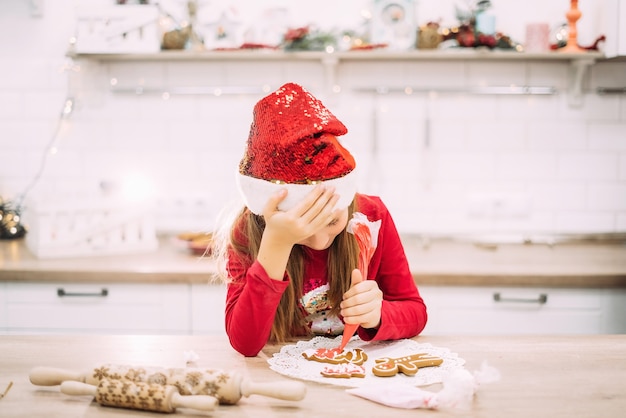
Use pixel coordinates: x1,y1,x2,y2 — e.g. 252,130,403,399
314,348,341,359
304,348,367,365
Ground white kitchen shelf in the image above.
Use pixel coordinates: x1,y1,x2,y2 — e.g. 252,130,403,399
67,49,604,62
69,49,605,106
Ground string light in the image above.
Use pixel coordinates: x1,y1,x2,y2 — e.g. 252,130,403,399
0,55,80,240
13,59,78,212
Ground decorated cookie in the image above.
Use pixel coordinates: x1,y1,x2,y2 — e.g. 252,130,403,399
372,353,443,377
320,364,366,379
302,348,368,365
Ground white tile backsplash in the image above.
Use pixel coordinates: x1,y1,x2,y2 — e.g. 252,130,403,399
0,91,26,120
404,61,466,88
527,122,587,151
1,0,625,236
526,63,569,90
466,62,527,86
588,184,626,210
588,123,626,149
496,95,559,122
497,153,558,181
529,183,587,211
429,117,468,150
466,121,526,151
436,152,496,181
583,95,622,121
558,154,619,180
556,212,616,233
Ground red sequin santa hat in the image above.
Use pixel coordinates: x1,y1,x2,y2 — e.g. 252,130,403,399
236,83,358,215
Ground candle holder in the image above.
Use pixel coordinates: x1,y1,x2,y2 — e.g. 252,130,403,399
559,0,585,52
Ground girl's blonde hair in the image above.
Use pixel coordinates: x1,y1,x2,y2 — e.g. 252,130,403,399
212,200,360,342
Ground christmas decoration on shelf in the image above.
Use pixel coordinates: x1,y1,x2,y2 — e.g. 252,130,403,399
157,1,197,50
440,23,518,49
72,3,161,54
436,0,521,50
160,25,191,50
199,6,244,50
0,198,27,240
559,0,585,53
282,26,337,52
550,27,605,51
369,0,417,50
549,2,606,52
417,22,443,49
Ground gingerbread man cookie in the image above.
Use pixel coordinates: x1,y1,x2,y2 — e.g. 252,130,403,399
320,364,366,379
302,348,368,365
372,353,443,377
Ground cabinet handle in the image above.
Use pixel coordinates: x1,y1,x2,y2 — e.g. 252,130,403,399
493,292,547,304
57,288,109,297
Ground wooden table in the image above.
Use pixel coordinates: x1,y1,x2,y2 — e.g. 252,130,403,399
1,335,624,417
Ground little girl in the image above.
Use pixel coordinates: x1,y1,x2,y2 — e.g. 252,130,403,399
213,83,427,357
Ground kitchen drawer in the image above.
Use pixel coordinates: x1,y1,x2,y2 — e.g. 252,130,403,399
419,286,613,335
3,282,191,334
190,283,226,335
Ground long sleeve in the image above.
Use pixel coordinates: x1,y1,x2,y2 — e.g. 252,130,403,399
354,195,428,341
223,194,427,356
224,258,289,357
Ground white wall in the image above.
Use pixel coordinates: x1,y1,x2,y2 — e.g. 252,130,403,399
0,0,625,238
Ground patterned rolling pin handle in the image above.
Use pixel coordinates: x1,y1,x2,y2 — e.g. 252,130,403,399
60,379,218,413
82,364,238,403
93,364,306,404
100,366,304,404
372,353,444,377
32,364,306,405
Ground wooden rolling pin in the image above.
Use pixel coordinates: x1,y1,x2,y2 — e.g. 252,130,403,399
30,364,306,405
61,379,217,413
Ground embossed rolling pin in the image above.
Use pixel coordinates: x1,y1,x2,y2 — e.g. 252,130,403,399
30,364,306,404
60,379,217,413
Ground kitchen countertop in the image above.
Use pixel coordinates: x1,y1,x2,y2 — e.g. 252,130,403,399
1,235,625,287
2,334,625,417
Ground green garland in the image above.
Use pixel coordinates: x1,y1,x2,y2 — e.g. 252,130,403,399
283,26,337,51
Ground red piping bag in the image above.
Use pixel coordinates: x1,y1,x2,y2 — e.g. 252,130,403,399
338,212,381,352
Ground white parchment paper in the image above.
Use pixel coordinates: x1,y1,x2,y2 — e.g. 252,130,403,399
268,336,466,388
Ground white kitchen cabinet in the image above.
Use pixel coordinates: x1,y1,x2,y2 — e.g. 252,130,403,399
419,285,626,335
3,282,191,334
190,283,227,335
2,281,623,336
603,0,626,57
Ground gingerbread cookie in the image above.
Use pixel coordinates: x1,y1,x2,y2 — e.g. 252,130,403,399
372,353,443,377
302,348,368,365
320,364,366,379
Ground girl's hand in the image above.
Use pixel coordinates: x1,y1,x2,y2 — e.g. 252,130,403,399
261,185,340,247
257,185,340,280
340,269,383,329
